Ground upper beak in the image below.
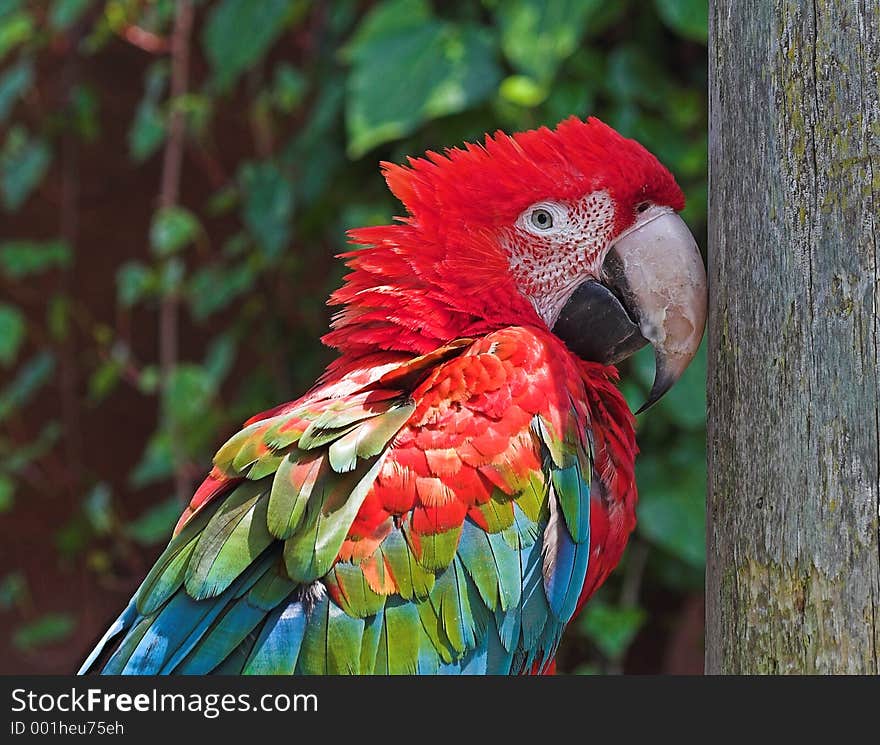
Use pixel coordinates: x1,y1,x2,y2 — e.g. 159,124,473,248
552,209,708,413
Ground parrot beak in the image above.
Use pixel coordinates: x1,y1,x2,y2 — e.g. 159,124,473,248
552,207,707,413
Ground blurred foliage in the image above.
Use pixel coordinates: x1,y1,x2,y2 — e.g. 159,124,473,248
0,0,706,672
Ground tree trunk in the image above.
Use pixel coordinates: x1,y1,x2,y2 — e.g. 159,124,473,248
707,0,880,673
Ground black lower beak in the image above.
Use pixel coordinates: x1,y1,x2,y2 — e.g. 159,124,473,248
552,280,648,367
552,279,678,414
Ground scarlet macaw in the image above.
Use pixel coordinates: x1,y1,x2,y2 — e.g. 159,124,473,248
80,117,707,675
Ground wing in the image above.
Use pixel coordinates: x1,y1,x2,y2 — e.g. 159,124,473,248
79,327,597,675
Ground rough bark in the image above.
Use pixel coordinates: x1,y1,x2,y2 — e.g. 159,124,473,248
707,0,880,673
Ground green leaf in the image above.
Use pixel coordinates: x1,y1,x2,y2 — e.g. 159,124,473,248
150,206,201,256
345,0,501,157
83,482,113,535
13,613,76,652
495,0,603,83
606,45,673,108
116,262,155,308
47,294,69,341
499,75,547,107
0,352,54,422
126,497,181,545
0,60,32,122
654,341,706,431
239,161,294,260
203,335,236,385
129,63,168,161
636,455,706,569
0,571,26,610
170,92,212,136
653,0,708,43
0,303,25,367
0,10,33,61
271,63,306,113
0,240,71,278
130,432,173,488
138,366,160,394
1,127,51,211
0,474,14,512
55,516,90,558
163,364,216,427
3,421,60,473
88,358,121,402
70,84,100,142
188,261,255,319
630,340,706,431
49,0,93,30
343,0,430,53
579,600,646,660
202,0,295,92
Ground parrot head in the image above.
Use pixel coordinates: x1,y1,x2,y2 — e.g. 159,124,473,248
332,116,707,410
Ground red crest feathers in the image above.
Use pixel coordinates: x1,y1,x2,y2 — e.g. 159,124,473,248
380,116,684,234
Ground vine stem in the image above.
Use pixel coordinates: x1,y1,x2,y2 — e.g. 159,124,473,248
158,0,194,503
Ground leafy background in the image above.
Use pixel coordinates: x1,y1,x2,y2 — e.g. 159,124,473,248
0,0,707,674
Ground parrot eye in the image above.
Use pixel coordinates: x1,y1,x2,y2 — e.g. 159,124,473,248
636,201,651,213
530,208,554,230
516,201,566,236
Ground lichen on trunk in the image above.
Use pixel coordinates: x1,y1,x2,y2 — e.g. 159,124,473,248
707,0,880,673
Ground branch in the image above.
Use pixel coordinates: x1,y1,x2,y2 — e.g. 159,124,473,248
158,0,194,503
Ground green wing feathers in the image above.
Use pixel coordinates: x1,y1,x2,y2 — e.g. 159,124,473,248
79,331,596,676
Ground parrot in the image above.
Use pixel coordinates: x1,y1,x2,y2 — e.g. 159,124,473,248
79,116,707,675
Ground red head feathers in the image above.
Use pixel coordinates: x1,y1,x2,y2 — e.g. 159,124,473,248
323,117,685,359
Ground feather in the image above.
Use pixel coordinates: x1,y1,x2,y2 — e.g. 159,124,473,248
457,519,522,613
501,502,541,551
380,527,435,600
324,561,386,617
456,519,499,610
184,480,273,600
519,531,549,650
246,559,298,610
517,470,548,522
550,462,590,543
160,554,274,673
438,634,489,675
182,564,293,673
246,453,285,481
213,419,278,474
210,632,256,675
327,401,414,473
242,598,307,675
283,456,384,583
136,498,223,615
373,597,421,674
175,596,267,674
416,597,455,664
266,451,325,540
358,609,384,675
78,600,137,674
120,594,222,674
410,525,462,571
541,490,590,623
485,616,515,674
101,615,153,675
475,492,515,533
325,599,366,674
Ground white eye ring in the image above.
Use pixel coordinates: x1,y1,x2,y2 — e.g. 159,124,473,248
530,208,553,230
517,202,566,235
